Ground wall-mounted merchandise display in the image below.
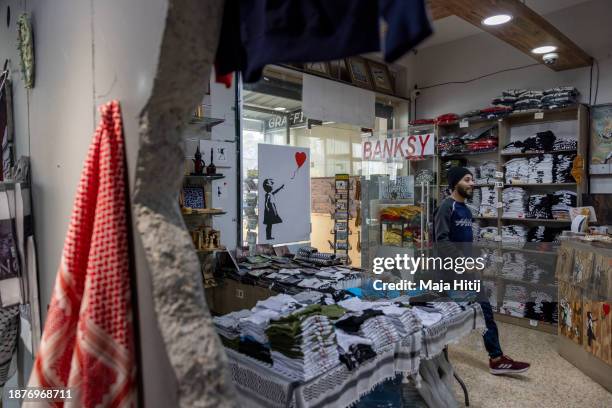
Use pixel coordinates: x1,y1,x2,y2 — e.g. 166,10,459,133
556,239,612,392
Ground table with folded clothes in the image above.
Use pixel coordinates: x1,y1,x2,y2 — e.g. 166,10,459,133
214,292,484,408
221,246,365,296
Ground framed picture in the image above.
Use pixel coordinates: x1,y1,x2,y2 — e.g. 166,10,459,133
329,60,350,81
303,62,331,77
367,60,394,94
590,104,612,166
182,186,205,209
345,57,372,89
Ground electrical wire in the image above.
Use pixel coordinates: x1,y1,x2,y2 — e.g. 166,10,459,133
588,61,593,106
594,58,600,105
417,62,540,90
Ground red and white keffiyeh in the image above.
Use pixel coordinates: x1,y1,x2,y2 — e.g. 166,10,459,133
28,101,136,407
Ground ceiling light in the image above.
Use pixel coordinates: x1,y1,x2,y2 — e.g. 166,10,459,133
482,14,512,26
532,45,557,54
273,107,286,111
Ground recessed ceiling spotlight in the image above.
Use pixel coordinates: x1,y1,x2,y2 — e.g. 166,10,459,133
482,14,513,26
273,107,286,111
532,45,557,54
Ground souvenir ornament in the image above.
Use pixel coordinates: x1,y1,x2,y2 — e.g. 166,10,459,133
17,13,35,89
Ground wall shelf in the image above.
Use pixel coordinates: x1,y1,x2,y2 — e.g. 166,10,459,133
501,149,577,157
185,174,225,181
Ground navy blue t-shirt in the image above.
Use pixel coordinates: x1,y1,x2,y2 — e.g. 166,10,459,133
434,198,473,243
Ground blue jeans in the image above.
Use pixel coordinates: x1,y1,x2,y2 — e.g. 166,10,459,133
479,302,503,358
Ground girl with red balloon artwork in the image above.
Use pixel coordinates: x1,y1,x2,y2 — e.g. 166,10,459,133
262,151,307,240
262,178,285,240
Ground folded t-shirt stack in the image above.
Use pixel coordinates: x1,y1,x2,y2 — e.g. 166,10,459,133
479,187,497,217
514,90,544,112
502,224,528,244
436,113,460,125
240,308,281,344
551,190,577,220
553,153,576,183
336,330,376,371
528,154,554,184
505,158,530,184
491,95,517,108
502,284,528,317
476,161,498,185
525,290,557,323
439,133,464,156
527,194,553,219
541,87,578,110
501,252,527,280
503,187,528,218
461,125,498,152
266,304,345,380
214,309,252,350
253,293,301,315
552,138,577,151
479,106,512,119
527,226,565,242
295,246,338,266
524,131,556,152
479,226,499,242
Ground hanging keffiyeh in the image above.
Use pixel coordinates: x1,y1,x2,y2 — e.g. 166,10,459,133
27,101,136,407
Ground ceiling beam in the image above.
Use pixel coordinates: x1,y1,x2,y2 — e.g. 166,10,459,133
442,0,592,71
427,0,453,20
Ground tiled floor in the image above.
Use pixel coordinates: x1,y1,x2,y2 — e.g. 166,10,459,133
448,321,612,408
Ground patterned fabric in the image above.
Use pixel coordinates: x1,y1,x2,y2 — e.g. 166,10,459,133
226,332,422,408
0,305,19,386
27,101,136,407
420,303,485,359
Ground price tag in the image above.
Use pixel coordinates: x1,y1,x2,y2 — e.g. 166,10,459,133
459,119,469,128
495,181,504,188
534,112,544,120
495,171,504,179
529,319,538,327
496,202,503,208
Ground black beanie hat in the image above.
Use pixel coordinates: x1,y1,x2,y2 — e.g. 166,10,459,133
447,167,473,191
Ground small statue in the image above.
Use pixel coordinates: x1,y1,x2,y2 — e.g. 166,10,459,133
206,148,217,175
193,145,205,175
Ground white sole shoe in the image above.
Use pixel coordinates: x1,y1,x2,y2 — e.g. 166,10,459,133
490,367,530,375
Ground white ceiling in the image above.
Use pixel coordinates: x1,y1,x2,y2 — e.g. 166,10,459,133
419,0,593,49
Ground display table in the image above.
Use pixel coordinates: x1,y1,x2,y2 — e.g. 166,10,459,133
556,239,612,392
224,304,484,408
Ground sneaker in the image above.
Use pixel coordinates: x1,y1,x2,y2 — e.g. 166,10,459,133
489,355,530,375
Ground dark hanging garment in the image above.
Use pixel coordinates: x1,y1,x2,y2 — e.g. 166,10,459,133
379,0,433,62
216,0,432,83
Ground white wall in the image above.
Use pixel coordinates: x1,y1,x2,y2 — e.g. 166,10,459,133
0,0,177,406
411,0,612,118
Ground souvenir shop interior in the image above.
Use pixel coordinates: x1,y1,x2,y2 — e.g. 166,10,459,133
1,0,612,407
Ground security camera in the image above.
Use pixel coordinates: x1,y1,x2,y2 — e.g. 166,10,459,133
411,89,422,99
543,52,559,65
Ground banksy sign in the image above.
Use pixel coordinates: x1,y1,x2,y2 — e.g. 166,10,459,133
362,133,434,160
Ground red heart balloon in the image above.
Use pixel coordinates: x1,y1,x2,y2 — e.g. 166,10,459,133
295,152,307,168
603,303,611,317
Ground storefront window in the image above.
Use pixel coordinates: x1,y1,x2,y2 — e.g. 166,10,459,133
239,67,408,268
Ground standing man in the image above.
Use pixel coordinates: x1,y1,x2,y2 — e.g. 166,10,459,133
434,166,530,375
